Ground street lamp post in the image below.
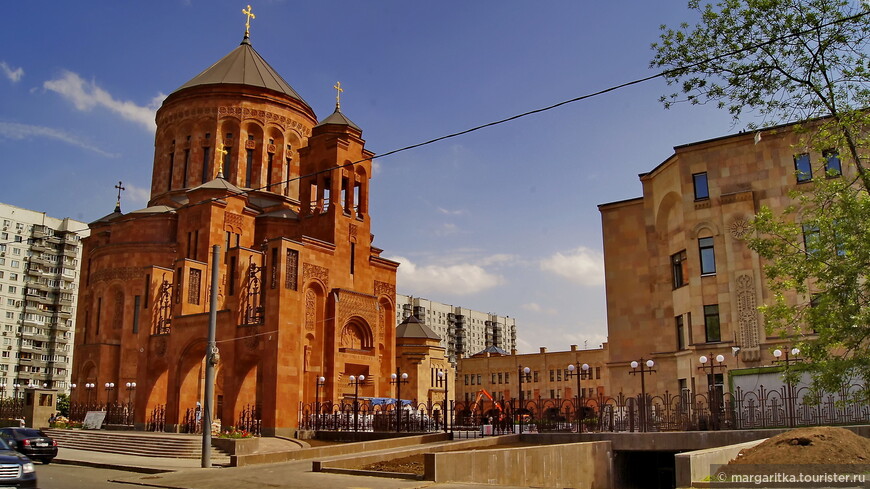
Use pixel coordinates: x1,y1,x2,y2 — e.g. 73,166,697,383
348,374,366,432
125,382,136,406
104,382,116,404
13,383,21,401
566,363,589,432
0,382,6,400
773,347,802,427
315,376,326,431
629,358,656,432
84,383,94,407
698,354,727,430
436,370,449,433
390,369,409,432
517,366,531,433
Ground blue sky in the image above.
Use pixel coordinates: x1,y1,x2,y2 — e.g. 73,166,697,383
1,1,755,353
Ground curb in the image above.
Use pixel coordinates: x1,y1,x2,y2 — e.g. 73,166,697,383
54,457,173,474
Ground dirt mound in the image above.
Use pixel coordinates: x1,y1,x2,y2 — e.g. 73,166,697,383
729,426,870,465
362,454,424,475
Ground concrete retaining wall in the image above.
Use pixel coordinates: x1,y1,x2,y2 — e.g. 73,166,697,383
674,439,765,489
314,435,521,473
426,441,613,489
232,432,448,466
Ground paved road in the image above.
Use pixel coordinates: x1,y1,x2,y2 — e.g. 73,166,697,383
38,463,137,489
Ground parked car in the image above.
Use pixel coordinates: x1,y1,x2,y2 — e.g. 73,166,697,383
0,428,57,464
0,437,36,488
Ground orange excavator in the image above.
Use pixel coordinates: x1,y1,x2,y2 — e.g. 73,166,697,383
470,389,505,420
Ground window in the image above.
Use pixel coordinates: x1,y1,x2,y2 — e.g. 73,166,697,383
802,223,820,255
794,153,812,182
672,250,688,288
549,370,555,382
823,149,841,177
675,315,686,350
693,172,709,200
704,304,721,342
698,237,716,275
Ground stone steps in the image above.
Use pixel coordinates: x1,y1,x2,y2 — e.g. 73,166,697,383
44,429,231,461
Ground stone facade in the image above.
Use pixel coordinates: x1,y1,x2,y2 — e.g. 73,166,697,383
70,34,398,435
455,345,609,404
599,122,842,397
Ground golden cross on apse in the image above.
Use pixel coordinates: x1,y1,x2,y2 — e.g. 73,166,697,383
242,5,256,36
334,81,343,109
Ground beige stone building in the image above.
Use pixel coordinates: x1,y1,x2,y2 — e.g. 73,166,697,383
455,345,609,404
394,315,451,408
599,122,840,398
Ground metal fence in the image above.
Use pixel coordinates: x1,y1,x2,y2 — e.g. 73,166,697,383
67,402,134,426
301,383,869,435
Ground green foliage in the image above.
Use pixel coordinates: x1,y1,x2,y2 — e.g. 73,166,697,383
651,0,870,125
653,0,870,391
748,176,870,391
56,393,70,417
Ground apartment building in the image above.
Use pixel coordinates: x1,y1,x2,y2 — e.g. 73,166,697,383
396,294,517,365
0,203,87,394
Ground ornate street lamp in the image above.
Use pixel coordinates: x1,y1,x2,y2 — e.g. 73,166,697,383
435,370,449,433
348,374,367,432
629,358,656,432
390,369,409,432
315,376,326,431
773,347,802,427
84,383,95,406
0,382,6,400
104,382,116,404
125,382,137,405
698,354,727,430
566,363,589,432
13,383,21,400
517,366,532,433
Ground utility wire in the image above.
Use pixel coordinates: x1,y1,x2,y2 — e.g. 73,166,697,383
3,8,868,241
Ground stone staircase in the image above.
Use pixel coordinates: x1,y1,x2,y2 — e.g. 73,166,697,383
44,429,231,462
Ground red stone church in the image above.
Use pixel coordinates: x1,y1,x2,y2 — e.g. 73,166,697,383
71,30,399,435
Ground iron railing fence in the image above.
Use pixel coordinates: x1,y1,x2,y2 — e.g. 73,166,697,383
301,383,869,434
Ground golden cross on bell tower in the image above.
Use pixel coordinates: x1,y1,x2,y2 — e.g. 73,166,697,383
242,5,255,37
334,81,344,109
217,143,229,178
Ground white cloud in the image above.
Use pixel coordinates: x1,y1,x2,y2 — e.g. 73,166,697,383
0,122,119,158
434,222,460,237
43,70,165,131
437,207,467,216
539,246,605,286
389,255,503,296
0,62,23,83
521,302,558,315
123,183,152,211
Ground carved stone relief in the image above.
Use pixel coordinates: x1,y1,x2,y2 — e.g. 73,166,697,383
305,289,316,331
91,267,145,283
736,274,760,350
302,263,329,289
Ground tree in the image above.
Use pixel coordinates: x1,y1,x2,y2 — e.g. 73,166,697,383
651,0,870,392
56,393,70,417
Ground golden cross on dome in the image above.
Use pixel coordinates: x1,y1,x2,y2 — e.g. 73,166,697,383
242,5,256,37
334,81,343,109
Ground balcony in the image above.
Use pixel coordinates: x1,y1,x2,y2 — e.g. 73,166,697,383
62,247,77,258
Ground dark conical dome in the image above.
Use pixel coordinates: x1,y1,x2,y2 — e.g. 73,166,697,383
173,35,311,110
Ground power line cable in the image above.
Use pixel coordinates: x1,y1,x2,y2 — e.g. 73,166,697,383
3,8,867,239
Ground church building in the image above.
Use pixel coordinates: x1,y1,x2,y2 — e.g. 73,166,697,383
71,23,399,435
